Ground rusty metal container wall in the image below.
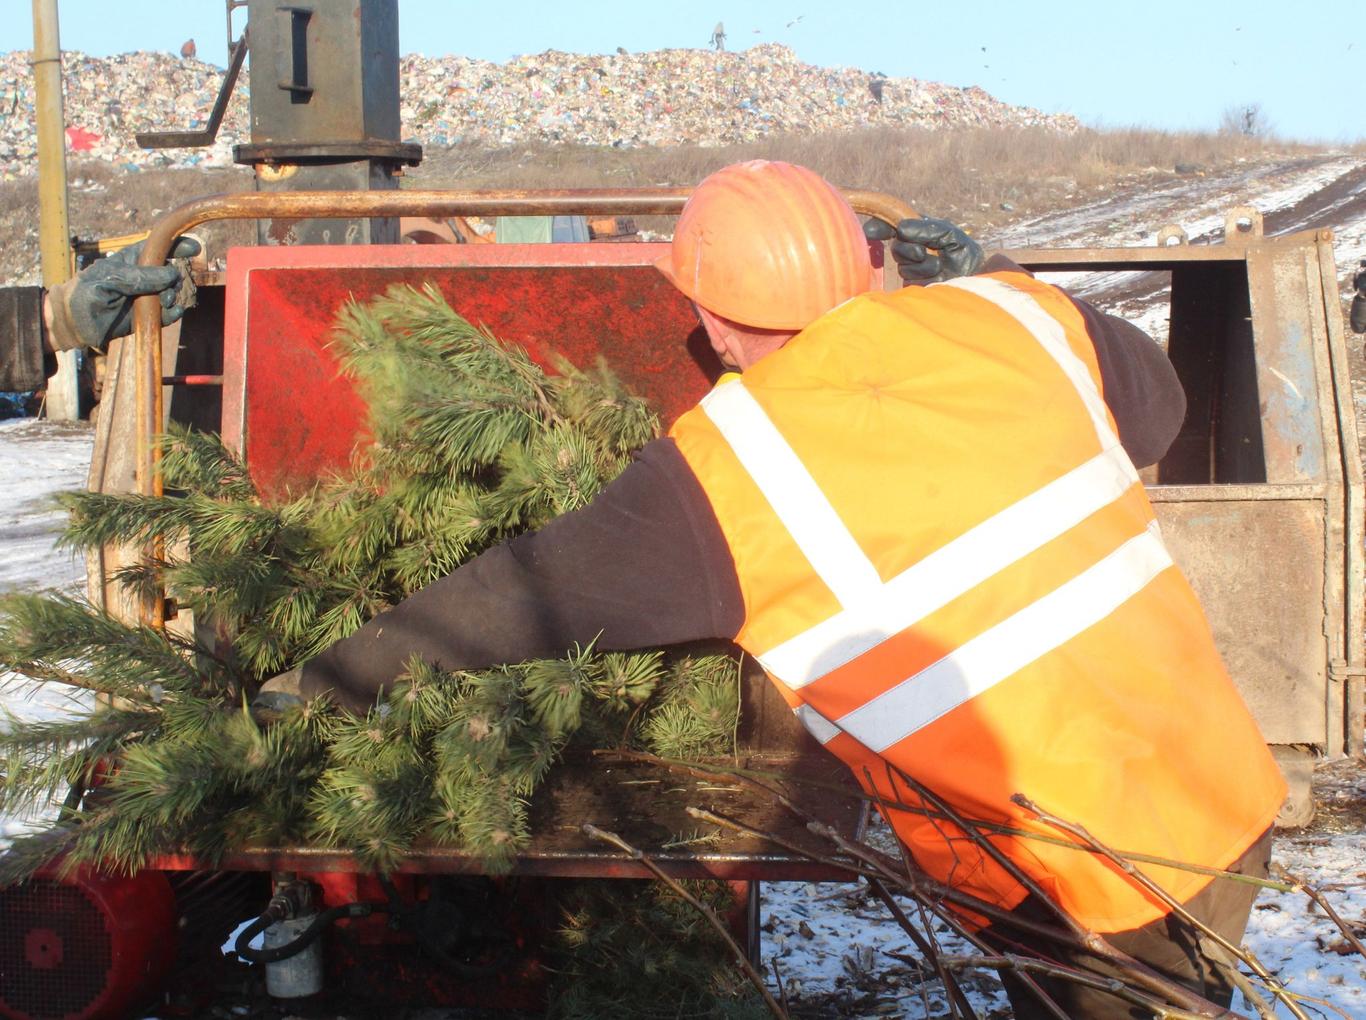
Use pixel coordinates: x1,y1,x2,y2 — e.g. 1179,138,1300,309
0,286,46,392
1011,231,1364,824
1011,228,1364,777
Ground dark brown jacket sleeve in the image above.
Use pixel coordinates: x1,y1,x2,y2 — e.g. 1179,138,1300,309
978,254,1187,469
1072,296,1186,468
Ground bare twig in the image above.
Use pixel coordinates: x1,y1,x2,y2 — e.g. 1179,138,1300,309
1271,863,1366,962
691,804,1093,1014
866,879,978,1020
580,823,789,1020
769,956,791,1017
628,753,1248,1017
939,955,1214,1020
691,806,1246,1019
1201,941,1279,1020
889,768,1232,1017
1013,794,1307,1020
597,750,1293,893
689,787,1240,1019
808,814,1213,1016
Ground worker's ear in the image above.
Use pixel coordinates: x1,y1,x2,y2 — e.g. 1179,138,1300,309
694,304,742,361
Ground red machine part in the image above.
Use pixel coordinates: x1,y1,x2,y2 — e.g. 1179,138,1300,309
221,242,720,499
0,864,177,1020
296,872,754,1009
305,871,550,1010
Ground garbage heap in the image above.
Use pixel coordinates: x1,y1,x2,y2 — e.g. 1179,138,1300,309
0,43,1079,178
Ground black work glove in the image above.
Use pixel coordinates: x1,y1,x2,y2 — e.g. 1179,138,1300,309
864,216,984,285
61,236,201,348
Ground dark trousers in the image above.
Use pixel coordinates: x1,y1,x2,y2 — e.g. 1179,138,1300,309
982,828,1273,1019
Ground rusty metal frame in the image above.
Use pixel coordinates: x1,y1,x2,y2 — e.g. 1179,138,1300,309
135,29,249,150
1316,232,1366,755
130,187,916,624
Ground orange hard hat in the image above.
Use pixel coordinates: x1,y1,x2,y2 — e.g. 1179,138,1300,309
656,160,877,330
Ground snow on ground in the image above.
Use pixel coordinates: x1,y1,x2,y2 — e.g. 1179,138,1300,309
990,154,1366,353
0,418,91,596
990,156,1364,252
0,418,96,842
3,155,1366,1016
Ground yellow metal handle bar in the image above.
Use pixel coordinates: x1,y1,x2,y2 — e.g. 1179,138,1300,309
130,187,917,625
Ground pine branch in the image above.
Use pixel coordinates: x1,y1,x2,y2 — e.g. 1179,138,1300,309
1,283,741,907
0,593,218,698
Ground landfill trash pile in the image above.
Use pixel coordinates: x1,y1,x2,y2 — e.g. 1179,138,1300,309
0,50,246,178
0,44,1079,179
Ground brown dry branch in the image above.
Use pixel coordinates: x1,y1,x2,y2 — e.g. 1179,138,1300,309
1270,862,1366,962
661,756,1242,1018
768,956,792,1016
688,804,1065,1018
938,955,1215,1020
886,767,1232,1017
1012,793,1309,1020
626,752,1349,1018
597,751,1295,894
866,878,984,1020
687,804,1234,1019
579,823,789,1020
1199,943,1279,1020
801,815,1234,1018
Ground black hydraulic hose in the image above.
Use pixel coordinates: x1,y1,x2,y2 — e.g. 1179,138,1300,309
234,901,384,964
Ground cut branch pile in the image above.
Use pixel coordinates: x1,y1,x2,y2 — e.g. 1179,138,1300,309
607,751,1366,1020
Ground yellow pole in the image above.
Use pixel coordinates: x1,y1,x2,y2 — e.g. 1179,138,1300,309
31,0,80,420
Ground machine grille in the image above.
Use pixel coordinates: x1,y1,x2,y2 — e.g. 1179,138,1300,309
0,879,111,1019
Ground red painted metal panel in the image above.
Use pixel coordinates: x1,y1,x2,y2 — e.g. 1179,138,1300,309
223,243,720,499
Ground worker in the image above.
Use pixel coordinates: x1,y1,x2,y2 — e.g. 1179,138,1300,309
41,237,199,355
256,161,1285,1017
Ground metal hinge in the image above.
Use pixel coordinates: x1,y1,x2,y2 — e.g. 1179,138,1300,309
1328,659,1366,681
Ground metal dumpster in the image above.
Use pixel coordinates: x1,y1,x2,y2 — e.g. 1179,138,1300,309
1004,212,1364,824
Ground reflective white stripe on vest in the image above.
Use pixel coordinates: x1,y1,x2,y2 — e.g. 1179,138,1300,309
942,276,1116,449
701,379,883,606
759,443,1140,688
794,703,840,745
837,522,1172,752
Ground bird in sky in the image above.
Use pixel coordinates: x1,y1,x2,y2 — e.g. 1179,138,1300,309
179,38,196,59
786,15,804,27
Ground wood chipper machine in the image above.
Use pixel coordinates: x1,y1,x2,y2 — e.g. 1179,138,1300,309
3,1,1364,1017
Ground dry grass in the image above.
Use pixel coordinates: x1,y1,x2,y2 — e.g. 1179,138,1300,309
0,124,1348,284
0,160,254,283
409,125,1332,232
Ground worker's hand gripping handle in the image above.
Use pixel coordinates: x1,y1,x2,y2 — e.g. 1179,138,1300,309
864,216,985,285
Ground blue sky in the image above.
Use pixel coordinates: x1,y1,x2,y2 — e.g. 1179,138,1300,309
6,0,1363,142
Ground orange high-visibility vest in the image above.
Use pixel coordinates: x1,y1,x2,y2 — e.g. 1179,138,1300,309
670,270,1285,933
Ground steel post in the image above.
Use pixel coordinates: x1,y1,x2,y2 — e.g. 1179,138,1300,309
30,0,79,420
